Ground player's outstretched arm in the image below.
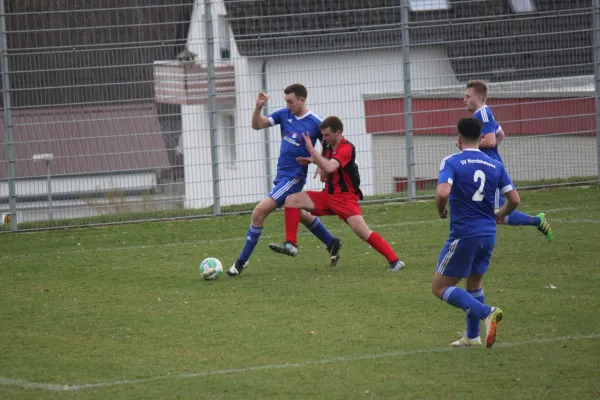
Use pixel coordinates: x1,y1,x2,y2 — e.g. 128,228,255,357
251,92,271,130
300,133,340,174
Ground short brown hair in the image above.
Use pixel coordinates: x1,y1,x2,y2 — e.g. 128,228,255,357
466,80,488,101
320,116,344,133
284,83,308,99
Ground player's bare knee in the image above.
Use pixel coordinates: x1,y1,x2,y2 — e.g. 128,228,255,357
284,194,298,208
466,274,484,291
354,229,371,241
251,198,276,225
355,226,372,241
299,210,314,225
431,273,455,298
431,282,444,298
347,216,370,240
251,208,267,225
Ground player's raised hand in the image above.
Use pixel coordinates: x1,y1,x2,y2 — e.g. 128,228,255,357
256,92,269,107
302,132,314,152
296,156,313,166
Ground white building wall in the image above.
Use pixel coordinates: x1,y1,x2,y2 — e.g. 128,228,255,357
261,49,458,196
182,0,459,208
183,1,266,209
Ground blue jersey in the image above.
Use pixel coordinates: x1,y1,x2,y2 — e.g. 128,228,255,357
438,148,514,240
268,108,322,179
473,105,503,163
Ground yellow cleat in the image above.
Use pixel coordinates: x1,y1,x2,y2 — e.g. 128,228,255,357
537,213,553,242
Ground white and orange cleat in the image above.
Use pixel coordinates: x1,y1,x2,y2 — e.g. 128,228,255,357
484,307,504,348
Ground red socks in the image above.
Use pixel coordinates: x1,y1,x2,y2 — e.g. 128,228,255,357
284,207,301,246
367,232,398,263
285,212,397,263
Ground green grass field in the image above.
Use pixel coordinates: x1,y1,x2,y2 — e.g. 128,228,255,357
1,186,599,399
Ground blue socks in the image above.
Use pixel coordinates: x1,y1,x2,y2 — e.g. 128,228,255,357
238,225,263,262
505,211,541,226
238,218,333,262
466,288,485,339
304,217,334,248
441,287,491,320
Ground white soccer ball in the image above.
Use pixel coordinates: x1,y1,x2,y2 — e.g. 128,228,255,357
199,257,223,280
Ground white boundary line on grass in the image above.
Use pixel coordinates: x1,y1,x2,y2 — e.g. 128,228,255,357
0,333,598,392
553,218,600,224
2,219,444,258
2,205,599,260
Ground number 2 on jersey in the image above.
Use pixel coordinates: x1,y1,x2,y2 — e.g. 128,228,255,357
472,170,485,201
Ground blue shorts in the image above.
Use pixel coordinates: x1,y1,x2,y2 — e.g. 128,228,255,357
268,177,305,207
436,235,496,278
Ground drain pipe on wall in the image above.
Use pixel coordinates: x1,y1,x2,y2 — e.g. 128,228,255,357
261,58,273,193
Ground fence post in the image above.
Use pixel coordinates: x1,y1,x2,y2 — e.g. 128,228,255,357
204,0,220,214
594,0,600,183
401,0,416,200
261,59,272,194
0,0,17,232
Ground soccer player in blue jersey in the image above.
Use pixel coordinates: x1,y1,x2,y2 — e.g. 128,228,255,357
227,84,342,277
464,80,552,241
433,117,521,348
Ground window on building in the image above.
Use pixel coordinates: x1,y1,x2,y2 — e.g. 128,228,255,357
409,0,450,11
218,15,231,60
221,114,236,167
509,0,535,13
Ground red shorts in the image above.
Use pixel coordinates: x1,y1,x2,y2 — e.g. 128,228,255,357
306,190,362,221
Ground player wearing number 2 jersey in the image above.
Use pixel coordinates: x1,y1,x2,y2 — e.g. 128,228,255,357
432,117,521,349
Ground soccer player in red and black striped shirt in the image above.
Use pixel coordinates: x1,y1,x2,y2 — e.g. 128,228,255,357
269,116,405,272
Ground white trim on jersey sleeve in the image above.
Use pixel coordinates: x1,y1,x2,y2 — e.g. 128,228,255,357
308,111,323,122
500,184,514,194
295,110,312,120
439,154,453,171
447,178,454,186
495,125,502,133
267,116,275,126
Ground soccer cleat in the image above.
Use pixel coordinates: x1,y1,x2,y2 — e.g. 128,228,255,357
227,260,249,277
387,260,406,272
451,336,482,348
536,213,553,242
268,241,298,257
484,307,504,348
327,237,342,266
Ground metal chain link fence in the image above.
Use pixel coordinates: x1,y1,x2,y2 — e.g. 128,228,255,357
1,0,598,231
